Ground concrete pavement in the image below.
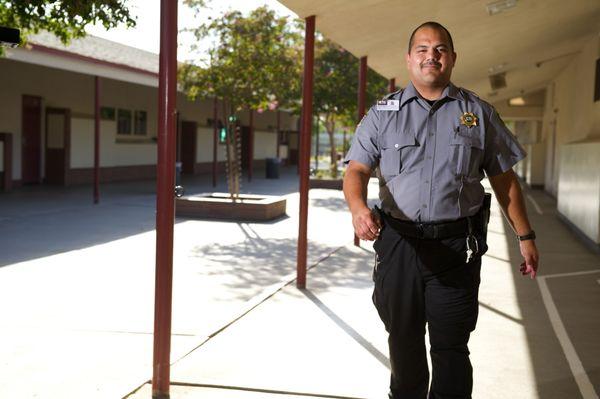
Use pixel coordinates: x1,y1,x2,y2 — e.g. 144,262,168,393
0,169,599,398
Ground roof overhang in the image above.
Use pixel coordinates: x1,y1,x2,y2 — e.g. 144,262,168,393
278,0,600,102
5,44,158,87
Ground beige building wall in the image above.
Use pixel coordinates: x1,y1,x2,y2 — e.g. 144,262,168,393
196,127,226,163
542,33,600,197
254,130,277,160
0,57,297,182
540,33,600,243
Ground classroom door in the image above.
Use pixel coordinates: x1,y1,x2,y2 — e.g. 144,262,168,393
180,121,197,174
21,95,42,184
45,108,70,185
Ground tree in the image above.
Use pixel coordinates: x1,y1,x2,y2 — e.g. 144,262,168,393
179,5,302,197
313,38,387,178
0,0,135,52
179,6,302,115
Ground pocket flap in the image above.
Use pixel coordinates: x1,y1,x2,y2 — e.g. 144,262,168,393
451,126,484,149
382,133,417,150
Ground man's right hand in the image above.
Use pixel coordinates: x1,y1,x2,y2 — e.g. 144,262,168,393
352,207,382,241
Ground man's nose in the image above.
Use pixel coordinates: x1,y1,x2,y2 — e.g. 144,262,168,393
426,48,441,60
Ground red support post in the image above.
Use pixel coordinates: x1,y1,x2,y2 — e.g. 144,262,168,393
276,110,281,159
0,133,12,192
212,96,218,188
389,78,396,93
248,109,254,182
355,56,367,247
93,76,100,204
297,15,315,289
152,0,177,397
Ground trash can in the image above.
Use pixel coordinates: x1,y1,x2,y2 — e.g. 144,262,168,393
265,157,280,179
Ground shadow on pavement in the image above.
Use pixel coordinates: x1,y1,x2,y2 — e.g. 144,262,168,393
301,289,390,369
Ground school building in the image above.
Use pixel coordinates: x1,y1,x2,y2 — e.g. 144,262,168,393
0,31,299,189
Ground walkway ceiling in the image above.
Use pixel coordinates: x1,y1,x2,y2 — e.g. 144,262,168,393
278,0,600,102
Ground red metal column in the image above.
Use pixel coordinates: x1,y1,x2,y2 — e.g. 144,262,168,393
297,15,315,289
152,0,177,397
276,110,281,159
93,76,100,204
315,116,319,171
212,96,218,187
389,78,396,93
0,133,12,192
248,109,254,182
355,56,367,247
342,129,346,159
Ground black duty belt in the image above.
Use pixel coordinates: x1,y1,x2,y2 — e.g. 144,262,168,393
377,193,491,241
381,214,474,239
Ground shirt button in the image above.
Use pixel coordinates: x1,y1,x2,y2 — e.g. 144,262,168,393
394,143,399,149
425,180,429,184
423,204,428,208
427,156,432,160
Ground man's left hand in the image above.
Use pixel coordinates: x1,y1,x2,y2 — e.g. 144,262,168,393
519,240,539,279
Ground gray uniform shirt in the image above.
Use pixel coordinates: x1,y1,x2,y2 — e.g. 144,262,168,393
345,81,526,222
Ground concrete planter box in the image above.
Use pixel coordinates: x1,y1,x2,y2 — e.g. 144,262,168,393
176,193,287,221
309,178,343,190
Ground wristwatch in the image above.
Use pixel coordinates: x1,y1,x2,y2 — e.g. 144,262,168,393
517,230,536,241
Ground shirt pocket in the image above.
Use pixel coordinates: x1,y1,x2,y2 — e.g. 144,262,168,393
449,125,485,177
379,134,418,180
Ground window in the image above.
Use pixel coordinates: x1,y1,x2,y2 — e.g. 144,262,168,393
100,107,115,120
134,110,147,135
117,109,132,135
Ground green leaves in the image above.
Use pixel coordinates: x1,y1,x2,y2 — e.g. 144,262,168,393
179,5,301,113
0,0,135,47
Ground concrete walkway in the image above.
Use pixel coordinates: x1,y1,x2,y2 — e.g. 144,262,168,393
0,170,599,398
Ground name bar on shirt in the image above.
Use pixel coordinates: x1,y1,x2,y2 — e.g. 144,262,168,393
376,100,399,111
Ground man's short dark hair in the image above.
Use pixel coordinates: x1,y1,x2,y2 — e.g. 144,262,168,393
408,21,454,53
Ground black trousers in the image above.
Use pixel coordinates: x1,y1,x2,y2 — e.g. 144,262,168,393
372,221,483,399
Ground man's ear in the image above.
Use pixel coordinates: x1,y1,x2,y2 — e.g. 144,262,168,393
452,51,457,67
405,52,411,68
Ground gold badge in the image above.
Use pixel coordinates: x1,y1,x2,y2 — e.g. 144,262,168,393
459,112,478,128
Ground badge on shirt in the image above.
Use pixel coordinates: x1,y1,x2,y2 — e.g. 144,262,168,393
459,112,478,128
376,100,400,111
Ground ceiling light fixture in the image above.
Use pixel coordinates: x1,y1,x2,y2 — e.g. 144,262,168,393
486,0,517,16
509,97,525,106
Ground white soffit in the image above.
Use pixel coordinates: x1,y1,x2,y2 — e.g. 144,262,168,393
5,47,158,88
278,0,600,101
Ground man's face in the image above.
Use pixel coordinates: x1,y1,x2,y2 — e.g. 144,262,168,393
406,27,456,88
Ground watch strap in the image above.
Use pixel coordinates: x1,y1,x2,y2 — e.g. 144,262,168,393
517,230,536,241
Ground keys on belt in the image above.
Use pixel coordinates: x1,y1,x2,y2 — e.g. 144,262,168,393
465,234,479,263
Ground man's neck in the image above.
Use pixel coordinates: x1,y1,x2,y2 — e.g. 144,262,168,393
412,82,449,101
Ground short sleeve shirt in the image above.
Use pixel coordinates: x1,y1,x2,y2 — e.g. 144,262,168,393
344,81,526,222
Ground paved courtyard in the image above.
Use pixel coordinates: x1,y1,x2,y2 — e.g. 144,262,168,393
0,167,598,398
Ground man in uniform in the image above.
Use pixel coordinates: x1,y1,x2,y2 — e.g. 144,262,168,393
343,21,539,399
